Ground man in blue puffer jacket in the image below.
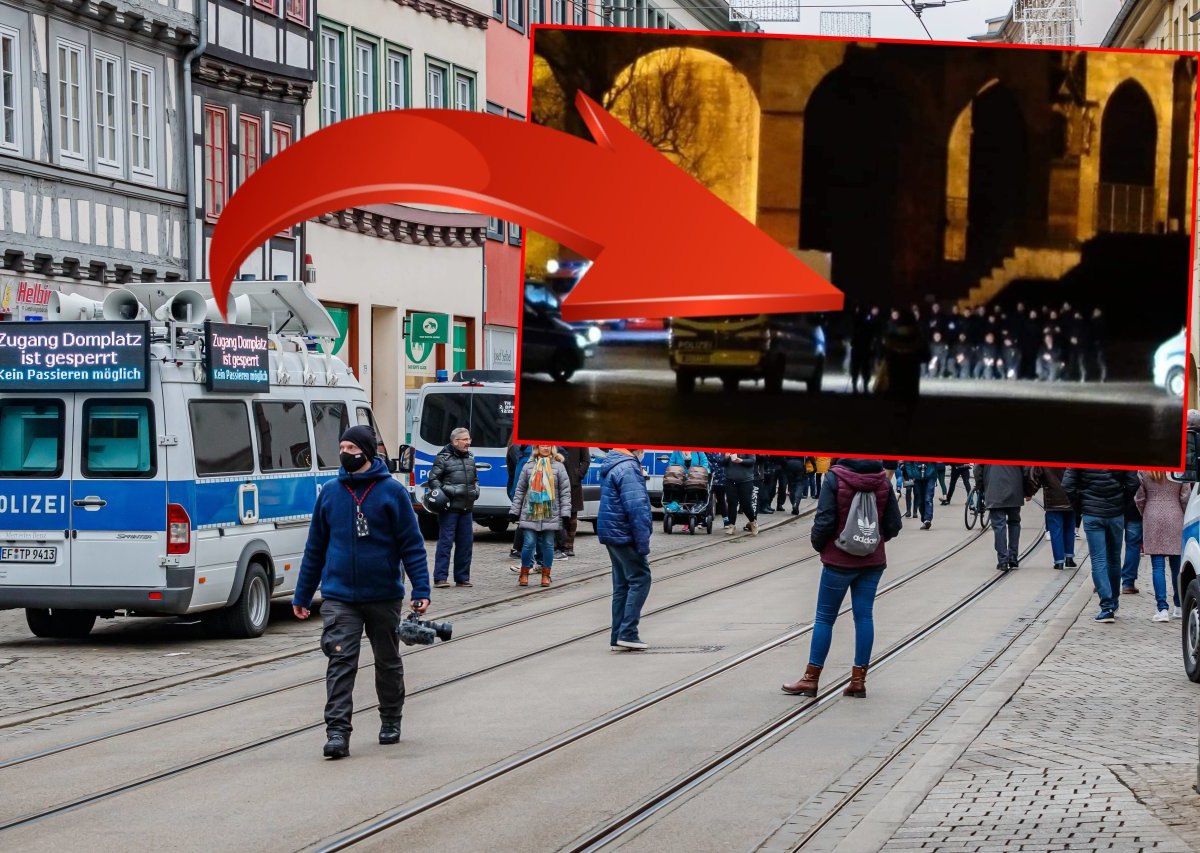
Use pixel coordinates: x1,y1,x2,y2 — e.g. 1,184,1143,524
598,449,653,651
293,425,431,760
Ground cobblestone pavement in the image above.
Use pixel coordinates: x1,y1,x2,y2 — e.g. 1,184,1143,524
0,507,808,719
878,564,1200,853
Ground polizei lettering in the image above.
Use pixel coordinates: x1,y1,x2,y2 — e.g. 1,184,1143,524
0,495,65,514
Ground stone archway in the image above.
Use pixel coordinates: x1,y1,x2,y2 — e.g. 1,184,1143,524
965,82,1029,269
1097,79,1158,233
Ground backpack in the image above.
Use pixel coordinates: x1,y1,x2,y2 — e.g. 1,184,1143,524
834,488,882,556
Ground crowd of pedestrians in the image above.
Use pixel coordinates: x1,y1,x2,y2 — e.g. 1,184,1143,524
845,299,1109,388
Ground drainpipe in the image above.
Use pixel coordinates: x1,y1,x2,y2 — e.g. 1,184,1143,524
182,0,208,281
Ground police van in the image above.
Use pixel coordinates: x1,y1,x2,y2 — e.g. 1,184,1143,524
0,281,392,640
1176,410,1200,681
404,371,516,538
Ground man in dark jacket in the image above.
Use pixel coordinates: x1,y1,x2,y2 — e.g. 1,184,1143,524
598,449,653,651
941,462,973,505
976,465,1030,571
1029,466,1077,570
293,425,431,759
901,460,938,529
555,445,591,558
506,442,534,560
1063,468,1140,622
724,453,758,535
428,428,479,589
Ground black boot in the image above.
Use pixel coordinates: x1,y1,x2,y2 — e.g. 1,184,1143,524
324,731,350,759
379,719,402,745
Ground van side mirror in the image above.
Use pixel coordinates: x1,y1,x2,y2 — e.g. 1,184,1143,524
393,445,415,475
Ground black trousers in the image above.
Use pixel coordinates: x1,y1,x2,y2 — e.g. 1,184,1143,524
945,467,972,501
726,480,757,524
320,599,405,735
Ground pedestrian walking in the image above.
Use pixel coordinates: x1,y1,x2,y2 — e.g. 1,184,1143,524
1063,468,1140,623
942,462,972,505
759,456,781,514
724,452,758,535
803,457,818,500
555,445,591,558
814,456,831,499
784,455,808,514
901,460,938,529
976,464,1031,571
1120,489,1144,596
781,458,903,699
709,451,728,528
598,449,653,651
292,425,431,759
1135,470,1190,621
428,427,480,589
1028,466,1077,570
877,309,931,402
509,445,572,588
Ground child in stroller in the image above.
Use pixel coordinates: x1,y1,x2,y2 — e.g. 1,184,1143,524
662,450,714,534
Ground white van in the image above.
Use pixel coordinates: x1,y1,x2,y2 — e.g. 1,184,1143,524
1176,411,1200,681
0,282,390,640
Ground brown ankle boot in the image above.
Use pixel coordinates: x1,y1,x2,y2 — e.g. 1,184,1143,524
844,665,868,698
781,664,822,696
518,567,530,587
540,568,551,587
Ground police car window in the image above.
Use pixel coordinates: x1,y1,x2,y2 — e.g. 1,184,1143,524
0,401,64,478
312,402,350,469
420,394,469,446
82,400,156,478
253,401,313,471
469,394,515,448
189,401,253,476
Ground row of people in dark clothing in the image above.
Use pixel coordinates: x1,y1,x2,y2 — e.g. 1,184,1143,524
847,299,1109,388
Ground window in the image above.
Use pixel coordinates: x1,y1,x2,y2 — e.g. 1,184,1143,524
238,114,261,185
552,0,567,23
253,0,277,11
319,27,344,126
0,27,20,151
469,393,515,449
573,0,586,24
385,49,409,110
203,105,228,221
420,393,513,448
530,0,543,24
82,400,156,478
354,38,376,116
189,401,254,476
355,406,388,458
493,0,503,18
57,40,85,160
93,53,120,167
427,63,446,109
419,393,469,445
253,401,312,471
0,401,64,478
311,402,350,469
271,121,292,157
129,64,154,176
508,0,526,31
287,0,307,24
454,72,474,111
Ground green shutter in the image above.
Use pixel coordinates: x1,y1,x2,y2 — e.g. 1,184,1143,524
324,306,351,357
452,324,467,373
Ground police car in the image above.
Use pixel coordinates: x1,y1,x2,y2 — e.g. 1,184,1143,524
0,281,391,640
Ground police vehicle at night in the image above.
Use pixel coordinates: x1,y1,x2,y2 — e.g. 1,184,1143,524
0,281,388,640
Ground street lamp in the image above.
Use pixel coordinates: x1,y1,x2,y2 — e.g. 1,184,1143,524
546,259,560,274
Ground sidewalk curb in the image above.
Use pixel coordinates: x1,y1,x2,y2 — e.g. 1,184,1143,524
832,567,1095,853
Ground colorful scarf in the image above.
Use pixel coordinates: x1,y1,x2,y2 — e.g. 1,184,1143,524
525,455,557,522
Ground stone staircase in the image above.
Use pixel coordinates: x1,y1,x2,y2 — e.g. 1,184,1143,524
957,247,1082,310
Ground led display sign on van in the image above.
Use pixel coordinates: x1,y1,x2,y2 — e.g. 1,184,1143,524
204,322,270,392
0,321,150,391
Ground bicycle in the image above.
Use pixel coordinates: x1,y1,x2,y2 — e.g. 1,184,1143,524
964,486,991,530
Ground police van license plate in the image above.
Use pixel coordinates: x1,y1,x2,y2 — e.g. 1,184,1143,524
0,547,56,563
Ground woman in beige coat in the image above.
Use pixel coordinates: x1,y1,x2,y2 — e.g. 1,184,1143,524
1135,470,1190,621
510,446,572,587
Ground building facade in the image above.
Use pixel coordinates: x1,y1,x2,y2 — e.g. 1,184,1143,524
0,0,197,320
305,0,489,448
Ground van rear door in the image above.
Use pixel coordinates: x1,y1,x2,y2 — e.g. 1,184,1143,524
0,398,72,587
70,393,168,587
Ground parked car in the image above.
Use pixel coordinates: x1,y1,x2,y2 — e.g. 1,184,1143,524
1153,328,1186,398
521,282,597,382
669,312,826,394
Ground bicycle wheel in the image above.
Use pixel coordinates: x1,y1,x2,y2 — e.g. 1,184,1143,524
980,503,992,530
964,490,977,530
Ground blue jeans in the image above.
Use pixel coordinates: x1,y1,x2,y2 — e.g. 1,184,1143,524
1045,510,1076,564
1084,515,1124,613
608,543,652,644
434,510,473,584
808,565,885,668
913,479,935,523
1151,554,1182,611
1121,519,1143,588
521,528,556,570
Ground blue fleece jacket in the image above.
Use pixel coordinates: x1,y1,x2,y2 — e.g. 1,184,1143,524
597,451,653,556
293,458,431,607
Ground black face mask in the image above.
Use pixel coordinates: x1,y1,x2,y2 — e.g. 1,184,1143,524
340,451,366,471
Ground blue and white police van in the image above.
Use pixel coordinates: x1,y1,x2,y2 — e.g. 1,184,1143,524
0,281,391,640
1176,410,1200,681
406,371,516,538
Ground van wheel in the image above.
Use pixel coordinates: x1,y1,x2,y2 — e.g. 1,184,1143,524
26,608,96,639
209,564,271,639
1183,578,1200,683
1167,367,1185,398
675,371,696,394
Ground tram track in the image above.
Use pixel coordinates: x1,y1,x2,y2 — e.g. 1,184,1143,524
303,523,996,852
0,512,809,732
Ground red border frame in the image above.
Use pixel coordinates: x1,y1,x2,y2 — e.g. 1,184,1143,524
511,24,1200,472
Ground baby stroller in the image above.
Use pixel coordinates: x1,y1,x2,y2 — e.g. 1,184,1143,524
661,464,714,535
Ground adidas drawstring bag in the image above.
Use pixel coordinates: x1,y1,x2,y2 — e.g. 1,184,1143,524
835,489,881,556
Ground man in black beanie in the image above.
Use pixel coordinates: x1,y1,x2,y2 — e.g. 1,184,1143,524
293,425,431,759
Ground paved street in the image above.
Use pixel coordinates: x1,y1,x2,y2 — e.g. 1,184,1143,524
519,344,1183,466
2,492,1198,852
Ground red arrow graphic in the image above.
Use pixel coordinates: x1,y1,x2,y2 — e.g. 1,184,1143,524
209,91,843,322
